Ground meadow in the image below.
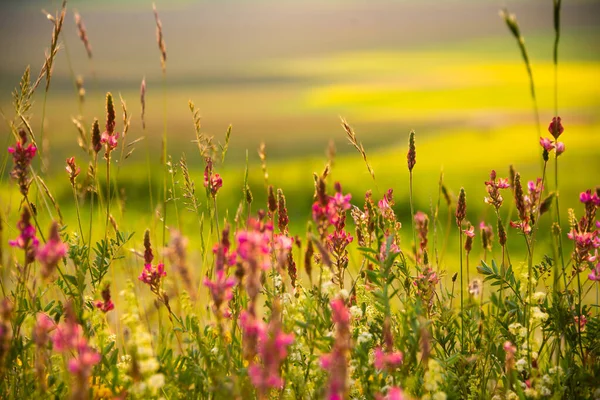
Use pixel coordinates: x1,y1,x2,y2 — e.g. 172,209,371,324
0,0,599,399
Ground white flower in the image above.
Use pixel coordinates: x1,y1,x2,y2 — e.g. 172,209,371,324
339,289,349,299
509,322,523,336
515,358,527,372
433,392,447,400
147,373,165,392
357,331,373,344
531,307,549,322
524,388,538,398
139,358,160,374
349,306,363,319
533,292,546,303
540,386,551,397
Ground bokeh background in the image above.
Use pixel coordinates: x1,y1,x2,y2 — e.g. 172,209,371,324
1,0,599,265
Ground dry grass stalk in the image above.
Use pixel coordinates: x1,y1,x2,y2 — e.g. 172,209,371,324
41,1,66,92
74,10,92,59
140,77,146,129
258,142,269,185
37,176,64,223
340,117,375,181
71,117,89,153
153,3,167,73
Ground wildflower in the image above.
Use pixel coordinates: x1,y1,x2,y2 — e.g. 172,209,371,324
374,318,403,371
37,221,67,278
9,207,39,264
8,129,37,196
321,297,351,400
510,173,532,234
555,141,565,155
240,309,265,361
480,222,493,251
376,387,406,400
204,269,236,319
468,279,481,297
407,130,416,172
533,292,546,303
515,358,527,372
277,188,289,233
237,217,273,301
95,285,115,313
414,266,440,311
379,235,400,263
484,170,510,210
504,341,516,370
139,233,167,299
589,263,600,282
65,157,80,187
91,119,101,154
574,315,588,331
138,262,166,289
548,116,564,139
101,93,119,158
247,302,294,395
415,211,429,263
531,307,549,323
539,137,554,152
456,188,466,227
52,304,100,392
0,299,13,370
463,222,475,253
203,157,222,197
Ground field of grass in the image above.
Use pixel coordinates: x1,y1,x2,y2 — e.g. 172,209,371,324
1,1,600,398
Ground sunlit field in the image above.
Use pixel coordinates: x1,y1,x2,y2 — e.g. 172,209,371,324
0,0,599,399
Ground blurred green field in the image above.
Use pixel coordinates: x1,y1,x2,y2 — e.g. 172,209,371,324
1,1,599,281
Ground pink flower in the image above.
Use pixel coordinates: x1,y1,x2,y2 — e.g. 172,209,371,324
321,298,351,400
139,262,166,288
378,189,393,210
330,298,350,326
95,300,114,313
65,157,80,186
589,263,600,282
374,347,403,370
484,170,510,210
376,387,406,400
9,208,39,264
37,222,67,279
574,315,588,331
580,190,600,206
203,157,222,196
8,129,37,196
100,131,119,151
548,116,564,139
247,308,294,394
539,137,555,152
463,224,475,238
204,269,236,318
555,142,565,155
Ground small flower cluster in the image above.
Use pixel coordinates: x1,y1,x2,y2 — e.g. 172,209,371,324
8,129,37,196
540,117,565,160
321,298,352,400
204,225,236,319
484,170,510,210
203,157,223,197
247,302,294,395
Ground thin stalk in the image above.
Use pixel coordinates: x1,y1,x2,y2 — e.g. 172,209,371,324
459,227,464,348
72,186,85,246
409,170,417,261
161,72,168,255
105,155,110,239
